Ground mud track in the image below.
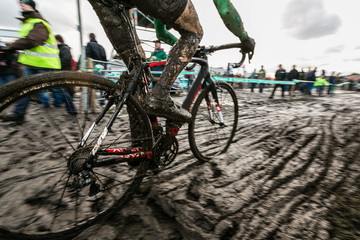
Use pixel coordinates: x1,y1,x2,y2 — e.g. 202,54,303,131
73,90,360,240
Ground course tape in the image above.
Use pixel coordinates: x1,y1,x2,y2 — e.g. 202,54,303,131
213,77,295,85
81,69,351,86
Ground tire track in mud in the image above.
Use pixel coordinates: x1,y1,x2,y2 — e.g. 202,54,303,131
2,89,358,240
74,91,360,240
89,92,352,240
238,126,333,239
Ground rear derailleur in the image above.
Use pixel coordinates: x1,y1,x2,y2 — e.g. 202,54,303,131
67,147,100,196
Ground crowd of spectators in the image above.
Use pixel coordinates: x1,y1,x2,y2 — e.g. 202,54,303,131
215,64,359,98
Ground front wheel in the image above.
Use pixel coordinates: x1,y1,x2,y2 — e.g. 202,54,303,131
0,71,153,239
188,81,238,162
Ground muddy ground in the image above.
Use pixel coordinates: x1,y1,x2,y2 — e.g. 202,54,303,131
1,87,359,240
73,88,360,240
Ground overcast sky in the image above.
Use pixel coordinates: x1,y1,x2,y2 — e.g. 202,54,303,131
1,0,359,76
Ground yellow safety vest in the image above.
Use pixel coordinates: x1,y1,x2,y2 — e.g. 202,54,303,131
18,18,61,69
314,77,329,86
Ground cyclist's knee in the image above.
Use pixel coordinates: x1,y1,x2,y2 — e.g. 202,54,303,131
174,0,203,37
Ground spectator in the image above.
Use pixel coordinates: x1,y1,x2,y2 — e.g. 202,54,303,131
321,69,326,77
0,41,17,85
327,71,337,94
86,33,107,105
314,75,328,96
305,67,317,95
54,35,77,112
298,68,305,93
86,33,107,66
288,65,299,96
55,35,72,71
257,65,266,93
250,68,258,92
0,0,70,124
269,64,287,99
148,40,167,80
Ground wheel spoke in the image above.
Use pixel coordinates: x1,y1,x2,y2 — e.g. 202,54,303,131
0,72,152,238
189,82,238,161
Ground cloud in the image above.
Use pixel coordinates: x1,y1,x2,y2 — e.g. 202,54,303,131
355,46,360,50
344,58,360,62
324,45,344,54
282,0,341,40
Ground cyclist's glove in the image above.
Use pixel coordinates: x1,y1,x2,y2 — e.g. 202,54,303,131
240,37,255,61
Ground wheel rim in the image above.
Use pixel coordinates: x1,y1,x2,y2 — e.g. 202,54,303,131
190,83,238,160
0,74,152,238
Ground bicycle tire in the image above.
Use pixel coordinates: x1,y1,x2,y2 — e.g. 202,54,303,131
188,81,238,162
0,71,152,239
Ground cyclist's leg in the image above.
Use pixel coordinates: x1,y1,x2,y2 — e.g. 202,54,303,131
87,0,146,65
87,0,151,144
136,0,203,90
135,0,203,122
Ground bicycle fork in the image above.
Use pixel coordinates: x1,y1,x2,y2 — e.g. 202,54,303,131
207,82,226,127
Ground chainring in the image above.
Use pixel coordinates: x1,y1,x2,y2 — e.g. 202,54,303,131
153,135,179,168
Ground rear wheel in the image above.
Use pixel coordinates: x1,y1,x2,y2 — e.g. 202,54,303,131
189,81,238,162
0,71,152,239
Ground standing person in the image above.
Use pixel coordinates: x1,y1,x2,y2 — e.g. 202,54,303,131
269,64,287,99
0,41,17,86
55,35,72,71
86,33,107,65
257,65,266,93
148,40,167,80
297,68,305,93
86,33,107,105
1,0,62,124
250,68,258,92
306,67,317,95
288,65,299,96
52,34,77,114
149,40,167,62
321,69,326,77
327,71,338,95
314,75,328,96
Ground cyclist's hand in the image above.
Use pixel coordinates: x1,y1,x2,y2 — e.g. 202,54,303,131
240,37,255,61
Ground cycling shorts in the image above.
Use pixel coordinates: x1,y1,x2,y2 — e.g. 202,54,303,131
129,0,188,25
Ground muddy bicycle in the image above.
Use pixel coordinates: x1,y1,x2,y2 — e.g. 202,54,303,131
0,31,248,240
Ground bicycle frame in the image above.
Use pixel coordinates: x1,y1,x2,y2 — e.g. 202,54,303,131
74,5,247,167
76,41,245,168
76,57,222,167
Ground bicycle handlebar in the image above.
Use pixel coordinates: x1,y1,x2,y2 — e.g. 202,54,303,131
189,42,247,69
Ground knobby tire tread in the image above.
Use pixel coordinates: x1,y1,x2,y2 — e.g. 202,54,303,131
0,71,152,239
189,81,238,162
